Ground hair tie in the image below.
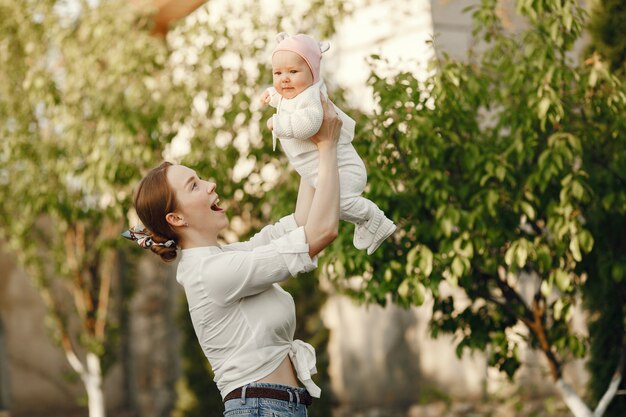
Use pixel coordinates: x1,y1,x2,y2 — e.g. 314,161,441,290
121,225,176,249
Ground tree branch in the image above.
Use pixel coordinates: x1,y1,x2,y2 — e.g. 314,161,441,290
483,270,563,380
594,334,626,417
556,379,593,417
38,285,86,378
527,294,562,381
95,246,114,341
65,228,88,322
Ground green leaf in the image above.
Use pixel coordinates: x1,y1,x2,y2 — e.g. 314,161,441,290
520,201,536,220
412,282,426,306
398,279,410,298
495,165,506,181
384,268,393,282
504,242,516,267
451,257,464,277
419,246,434,277
553,298,565,320
554,269,572,292
578,229,594,253
541,279,553,298
569,236,582,262
515,241,528,268
538,97,551,120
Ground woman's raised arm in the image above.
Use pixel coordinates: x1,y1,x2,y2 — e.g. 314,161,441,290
294,178,315,227
303,95,342,257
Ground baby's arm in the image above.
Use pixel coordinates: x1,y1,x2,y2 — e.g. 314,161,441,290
260,87,281,108
272,93,323,140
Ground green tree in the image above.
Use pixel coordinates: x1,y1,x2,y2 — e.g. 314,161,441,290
317,1,625,416
0,1,191,415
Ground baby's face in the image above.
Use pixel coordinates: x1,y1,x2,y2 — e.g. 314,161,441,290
272,50,314,100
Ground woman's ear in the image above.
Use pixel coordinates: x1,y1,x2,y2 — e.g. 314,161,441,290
166,212,186,228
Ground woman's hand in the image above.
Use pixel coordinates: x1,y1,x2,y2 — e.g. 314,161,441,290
310,94,342,149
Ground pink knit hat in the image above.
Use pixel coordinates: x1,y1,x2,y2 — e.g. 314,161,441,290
272,32,330,83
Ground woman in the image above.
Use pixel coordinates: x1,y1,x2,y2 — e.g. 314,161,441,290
124,95,342,416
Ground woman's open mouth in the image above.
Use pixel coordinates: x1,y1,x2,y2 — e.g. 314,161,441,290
211,198,224,212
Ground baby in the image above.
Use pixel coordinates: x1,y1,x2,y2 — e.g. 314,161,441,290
260,32,395,255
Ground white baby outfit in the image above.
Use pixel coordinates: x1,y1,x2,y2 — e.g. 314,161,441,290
268,31,396,254
267,80,377,225
176,214,321,399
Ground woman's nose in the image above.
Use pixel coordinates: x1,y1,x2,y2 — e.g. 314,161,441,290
205,182,216,194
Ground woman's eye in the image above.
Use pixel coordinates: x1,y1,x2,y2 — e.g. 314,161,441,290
192,182,198,190
290,70,297,74
274,71,281,76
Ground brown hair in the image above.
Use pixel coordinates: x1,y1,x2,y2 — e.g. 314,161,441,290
134,161,180,262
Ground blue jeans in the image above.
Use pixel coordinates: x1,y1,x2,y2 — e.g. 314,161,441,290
223,382,309,416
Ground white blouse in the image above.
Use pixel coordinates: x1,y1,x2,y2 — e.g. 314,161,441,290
176,214,321,399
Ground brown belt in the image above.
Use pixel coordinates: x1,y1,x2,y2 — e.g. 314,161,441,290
224,386,313,406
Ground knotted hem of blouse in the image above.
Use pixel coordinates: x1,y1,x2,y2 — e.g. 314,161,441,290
288,339,321,398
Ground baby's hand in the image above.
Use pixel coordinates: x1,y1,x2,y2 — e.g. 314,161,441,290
266,117,273,131
260,90,270,105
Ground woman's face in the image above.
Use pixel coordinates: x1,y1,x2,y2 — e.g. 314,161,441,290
166,164,228,235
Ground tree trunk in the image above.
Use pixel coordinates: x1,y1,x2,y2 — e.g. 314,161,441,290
518,289,623,417
63,347,105,417
554,361,624,417
84,352,105,417
556,379,593,417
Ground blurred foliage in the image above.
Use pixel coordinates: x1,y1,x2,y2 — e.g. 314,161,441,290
584,0,626,415
586,0,626,73
0,0,192,412
314,0,624,414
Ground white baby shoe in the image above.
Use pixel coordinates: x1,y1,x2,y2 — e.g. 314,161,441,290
367,215,396,255
353,208,396,254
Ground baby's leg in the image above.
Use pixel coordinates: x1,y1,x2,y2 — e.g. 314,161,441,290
334,144,377,223
340,195,376,223
336,144,368,223
336,146,396,254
